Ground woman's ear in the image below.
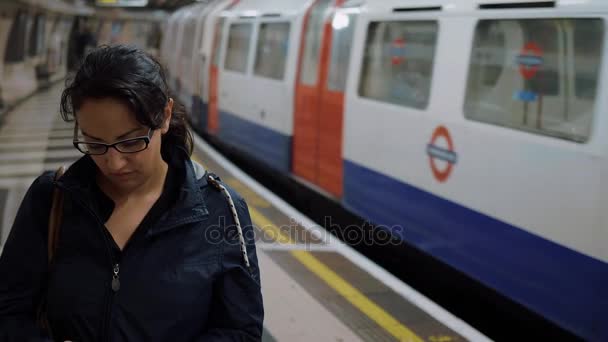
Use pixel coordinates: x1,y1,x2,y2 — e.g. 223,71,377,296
161,98,174,134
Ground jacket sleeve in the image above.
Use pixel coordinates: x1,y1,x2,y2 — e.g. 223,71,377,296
198,192,264,341
0,173,54,342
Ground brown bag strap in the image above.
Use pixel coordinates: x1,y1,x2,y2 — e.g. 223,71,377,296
38,166,66,334
47,166,66,265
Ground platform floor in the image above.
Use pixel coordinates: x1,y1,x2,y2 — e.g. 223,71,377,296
0,84,491,342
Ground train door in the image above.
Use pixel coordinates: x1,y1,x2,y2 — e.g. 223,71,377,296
316,6,357,197
293,0,350,197
208,17,226,134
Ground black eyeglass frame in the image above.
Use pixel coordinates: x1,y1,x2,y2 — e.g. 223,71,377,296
72,124,154,155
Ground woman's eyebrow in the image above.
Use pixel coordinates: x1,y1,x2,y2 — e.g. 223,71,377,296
81,127,142,141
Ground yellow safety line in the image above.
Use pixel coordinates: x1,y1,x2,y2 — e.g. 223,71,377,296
250,206,294,245
249,206,424,342
292,250,424,342
193,150,424,341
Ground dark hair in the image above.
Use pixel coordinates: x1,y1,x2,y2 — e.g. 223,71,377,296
60,44,193,158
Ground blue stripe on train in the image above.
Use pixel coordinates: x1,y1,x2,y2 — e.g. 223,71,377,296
343,159,607,341
218,110,291,173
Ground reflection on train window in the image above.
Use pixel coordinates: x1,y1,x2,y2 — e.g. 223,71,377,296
465,19,604,143
254,22,290,80
359,21,438,110
301,0,332,86
328,12,357,92
225,23,253,73
29,14,46,58
212,18,226,67
5,11,30,63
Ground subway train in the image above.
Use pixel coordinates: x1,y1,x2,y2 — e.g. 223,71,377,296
0,0,164,113
93,0,608,340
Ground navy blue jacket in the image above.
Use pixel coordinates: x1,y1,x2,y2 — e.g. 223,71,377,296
0,152,264,341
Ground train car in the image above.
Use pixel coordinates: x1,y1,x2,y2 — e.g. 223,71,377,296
341,1,607,341
164,0,608,340
212,0,319,172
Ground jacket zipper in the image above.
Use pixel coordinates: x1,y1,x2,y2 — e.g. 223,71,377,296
55,184,118,342
111,263,120,291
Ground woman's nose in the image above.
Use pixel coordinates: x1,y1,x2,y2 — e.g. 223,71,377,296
104,147,128,171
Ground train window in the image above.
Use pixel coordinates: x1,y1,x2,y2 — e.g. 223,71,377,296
212,18,226,67
301,0,332,86
170,21,181,57
254,22,290,80
464,19,604,143
225,23,253,73
358,21,438,110
195,21,206,55
5,11,30,63
328,12,357,92
181,18,197,59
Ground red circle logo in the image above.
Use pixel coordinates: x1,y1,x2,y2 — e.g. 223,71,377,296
517,42,543,80
427,126,458,183
391,37,406,66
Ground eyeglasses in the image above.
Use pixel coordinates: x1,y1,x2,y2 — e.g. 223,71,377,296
73,125,154,155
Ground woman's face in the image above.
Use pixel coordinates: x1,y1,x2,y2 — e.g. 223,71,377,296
75,97,172,193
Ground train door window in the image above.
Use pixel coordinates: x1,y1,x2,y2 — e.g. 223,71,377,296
225,23,253,73
5,11,30,63
196,21,205,56
212,18,226,67
182,18,197,59
328,12,357,92
254,22,290,80
301,0,333,86
170,20,180,56
464,19,604,143
358,21,438,109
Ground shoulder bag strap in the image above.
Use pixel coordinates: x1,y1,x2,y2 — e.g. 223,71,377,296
47,166,66,264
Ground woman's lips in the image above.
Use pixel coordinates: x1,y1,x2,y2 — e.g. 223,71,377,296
111,172,134,178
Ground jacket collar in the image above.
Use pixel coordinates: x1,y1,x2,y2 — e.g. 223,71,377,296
56,149,210,236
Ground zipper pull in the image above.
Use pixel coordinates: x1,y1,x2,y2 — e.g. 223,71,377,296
111,263,120,292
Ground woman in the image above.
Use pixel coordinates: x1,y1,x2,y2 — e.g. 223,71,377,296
0,45,264,341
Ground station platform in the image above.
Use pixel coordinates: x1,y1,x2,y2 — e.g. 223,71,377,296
0,84,491,342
